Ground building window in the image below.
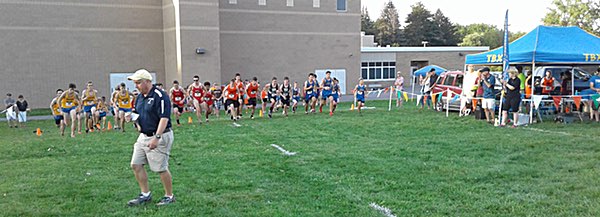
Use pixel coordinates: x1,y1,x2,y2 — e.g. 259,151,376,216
361,61,396,80
258,0,266,6
229,0,237,4
286,0,293,7
313,0,320,8
337,0,346,11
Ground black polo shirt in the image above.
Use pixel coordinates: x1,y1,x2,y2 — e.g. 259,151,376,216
135,86,171,135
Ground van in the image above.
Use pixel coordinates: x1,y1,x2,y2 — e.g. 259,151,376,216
532,66,592,95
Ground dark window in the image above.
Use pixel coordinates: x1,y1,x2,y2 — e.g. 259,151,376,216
456,75,464,88
383,68,390,79
390,62,396,66
337,0,346,11
362,62,368,67
444,75,455,85
375,68,382,79
383,62,389,67
369,68,375,79
369,62,376,67
390,68,396,78
375,62,382,67
361,68,368,79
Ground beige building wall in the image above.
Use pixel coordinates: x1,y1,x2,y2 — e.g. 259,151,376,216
163,0,179,85
0,0,361,108
0,0,165,108
219,0,361,91
180,0,222,85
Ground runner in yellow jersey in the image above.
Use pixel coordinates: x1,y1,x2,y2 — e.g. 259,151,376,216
94,96,109,130
81,81,98,133
50,89,65,136
110,85,122,130
114,83,133,132
57,83,80,138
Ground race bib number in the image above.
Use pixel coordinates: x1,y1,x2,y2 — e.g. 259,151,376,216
175,97,182,101
228,94,235,98
307,91,313,94
204,97,210,101
194,92,202,97
251,91,256,94
66,102,73,107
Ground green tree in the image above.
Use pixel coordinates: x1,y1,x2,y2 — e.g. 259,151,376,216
361,7,376,36
403,2,437,46
457,24,503,48
509,31,527,42
432,9,459,45
375,1,401,46
543,0,600,35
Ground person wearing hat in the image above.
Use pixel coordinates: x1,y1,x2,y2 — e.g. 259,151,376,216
479,67,496,123
126,69,175,206
394,71,404,108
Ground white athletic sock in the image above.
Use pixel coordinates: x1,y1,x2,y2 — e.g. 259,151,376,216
165,194,173,198
141,191,151,197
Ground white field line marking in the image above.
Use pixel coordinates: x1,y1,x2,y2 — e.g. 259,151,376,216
349,107,376,111
369,203,397,217
270,144,296,156
525,127,572,136
232,122,241,127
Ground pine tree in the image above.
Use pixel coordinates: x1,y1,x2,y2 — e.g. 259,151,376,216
361,7,376,36
403,2,436,46
375,1,401,46
432,9,459,46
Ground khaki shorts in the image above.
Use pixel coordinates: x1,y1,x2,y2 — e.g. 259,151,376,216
131,131,174,172
482,98,496,110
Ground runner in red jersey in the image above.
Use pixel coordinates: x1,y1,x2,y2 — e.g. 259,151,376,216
234,73,245,119
224,79,240,121
169,80,186,126
246,77,259,119
203,81,214,122
187,75,205,124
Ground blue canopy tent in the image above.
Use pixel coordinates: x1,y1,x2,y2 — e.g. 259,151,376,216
413,65,447,77
466,25,600,65
465,25,600,123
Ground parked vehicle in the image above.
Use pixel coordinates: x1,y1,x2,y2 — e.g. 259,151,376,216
431,71,463,111
532,66,592,95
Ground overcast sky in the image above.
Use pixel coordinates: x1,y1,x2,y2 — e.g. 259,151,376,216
362,0,555,33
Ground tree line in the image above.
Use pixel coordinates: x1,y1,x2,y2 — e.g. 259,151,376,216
362,0,599,48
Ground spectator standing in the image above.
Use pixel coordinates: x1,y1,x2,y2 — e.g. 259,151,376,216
501,69,521,127
541,70,555,95
16,95,29,128
4,93,17,128
479,67,496,123
394,71,404,108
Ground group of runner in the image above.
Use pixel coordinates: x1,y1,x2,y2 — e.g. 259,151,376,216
50,81,139,137
171,71,364,125
47,71,368,137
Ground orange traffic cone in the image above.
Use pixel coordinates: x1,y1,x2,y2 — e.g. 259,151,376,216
259,110,263,117
107,121,112,130
36,128,42,136
350,104,355,111
188,116,193,124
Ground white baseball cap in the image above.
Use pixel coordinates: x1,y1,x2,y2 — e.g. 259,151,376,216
127,69,153,81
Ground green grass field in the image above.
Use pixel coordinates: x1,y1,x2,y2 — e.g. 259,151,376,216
2,100,600,216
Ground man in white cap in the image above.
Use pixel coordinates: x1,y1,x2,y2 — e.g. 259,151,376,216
126,69,176,206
